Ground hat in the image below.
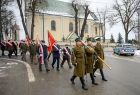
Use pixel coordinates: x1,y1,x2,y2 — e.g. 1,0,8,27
41,40,45,43
75,38,81,42
96,38,101,41
87,38,92,42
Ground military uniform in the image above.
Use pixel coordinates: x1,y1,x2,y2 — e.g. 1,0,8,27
20,42,28,61
85,38,98,85
70,38,88,90
29,41,37,64
93,38,107,81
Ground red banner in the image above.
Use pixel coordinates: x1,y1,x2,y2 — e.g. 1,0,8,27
48,31,55,53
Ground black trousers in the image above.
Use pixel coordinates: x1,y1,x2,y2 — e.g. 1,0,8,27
52,57,60,69
93,67,106,80
61,57,71,67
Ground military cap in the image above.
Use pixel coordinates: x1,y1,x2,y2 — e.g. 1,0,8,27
87,38,92,42
75,38,81,42
41,40,45,43
96,38,101,41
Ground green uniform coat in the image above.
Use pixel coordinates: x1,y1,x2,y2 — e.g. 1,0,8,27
85,45,94,74
71,46,86,77
29,43,37,56
94,42,104,69
20,43,28,53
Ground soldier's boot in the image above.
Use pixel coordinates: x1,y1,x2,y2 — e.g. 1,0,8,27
60,63,64,68
70,75,76,84
100,69,108,81
80,77,88,90
39,64,42,72
90,73,98,85
68,62,72,69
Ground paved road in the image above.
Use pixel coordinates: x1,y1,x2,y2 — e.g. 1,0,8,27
0,52,140,95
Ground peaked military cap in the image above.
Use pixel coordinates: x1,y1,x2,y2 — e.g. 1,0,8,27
87,38,92,42
96,38,101,41
41,40,45,43
75,37,81,42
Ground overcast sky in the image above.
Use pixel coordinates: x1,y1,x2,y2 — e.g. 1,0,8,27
10,0,136,41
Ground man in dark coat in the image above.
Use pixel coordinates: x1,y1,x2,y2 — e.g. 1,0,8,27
0,41,6,56
60,44,72,69
11,41,18,56
93,38,107,81
6,40,14,58
85,38,98,85
51,41,61,71
70,38,88,90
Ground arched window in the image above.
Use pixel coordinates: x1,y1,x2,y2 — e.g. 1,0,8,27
95,27,97,35
69,22,73,32
85,24,88,33
51,20,56,31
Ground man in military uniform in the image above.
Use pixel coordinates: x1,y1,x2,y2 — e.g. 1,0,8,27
93,38,107,81
29,40,37,64
20,40,28,61
85,38,98,85
70,38,88,90
60,44,72,69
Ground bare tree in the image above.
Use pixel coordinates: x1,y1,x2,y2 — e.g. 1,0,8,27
72,0,90,39
28,0,47,40
0,0,15,41
97,8,108,43
17,0,29,38
72,0,79,36
109,0,140,43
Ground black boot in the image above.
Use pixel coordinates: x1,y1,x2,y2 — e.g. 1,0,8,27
70,76,76,84
90,73,98,85
100,69,108,81
80,77,88,90
39,64,42,72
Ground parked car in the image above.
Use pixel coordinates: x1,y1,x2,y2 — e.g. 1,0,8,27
113,44,135,56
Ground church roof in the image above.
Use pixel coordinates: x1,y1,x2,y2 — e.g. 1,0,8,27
36,0,98,20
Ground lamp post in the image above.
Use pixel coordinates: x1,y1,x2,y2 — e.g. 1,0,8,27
137,7,140,47
42,13,44,40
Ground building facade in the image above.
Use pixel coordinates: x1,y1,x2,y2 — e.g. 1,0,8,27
26,0,102,43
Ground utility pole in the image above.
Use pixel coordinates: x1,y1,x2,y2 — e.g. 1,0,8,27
138,8,140,47
0,0,2,41
42,13,44,40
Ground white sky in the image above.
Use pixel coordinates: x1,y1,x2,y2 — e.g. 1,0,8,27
10,0,136,41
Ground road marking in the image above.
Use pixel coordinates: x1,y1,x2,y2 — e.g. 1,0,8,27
0,58,35,82
95,72,100,76
6,62,18,65
106,54,139,63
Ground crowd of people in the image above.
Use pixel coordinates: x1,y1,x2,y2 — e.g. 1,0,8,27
0,37,108,91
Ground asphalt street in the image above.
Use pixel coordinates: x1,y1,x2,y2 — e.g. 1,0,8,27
0,52,140,95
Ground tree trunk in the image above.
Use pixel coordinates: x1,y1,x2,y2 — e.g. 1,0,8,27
80,15,87,39
80,6,89,40
31,10,35,40
17,0,29,38
75,10,78,36
125,32,128,43
0,0,2,41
